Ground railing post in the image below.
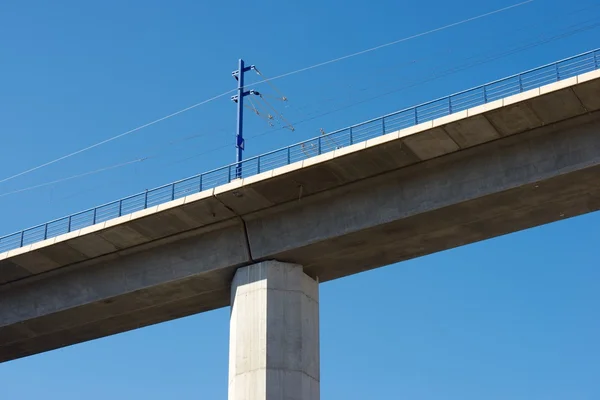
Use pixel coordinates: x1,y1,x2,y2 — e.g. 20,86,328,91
144,190,148,208
414,107,418,125
68,216,72,232
118,201,122,217
199,175,203,192
228,166,232,182
382,118,386,135
518,74,523,92
555,62,560,81
287,147,291,164
20,231,24,247
318,137,322,155
93,209,97,225
171,184,175,201
257,156,261,174
44,224,48,240
483,85,488,103
349,127,353,145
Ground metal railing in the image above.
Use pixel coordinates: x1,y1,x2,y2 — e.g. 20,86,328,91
1,48,599,253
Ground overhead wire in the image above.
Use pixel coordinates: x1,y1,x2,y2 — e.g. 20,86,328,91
290,45,480,116
247,0,535,89
298,17,600,124
9,6,593,203
0,128,227,199
34,16,593,206
149,17,571,167
44,138,234,205
35,9,596,202
129,16,597,172
0,90,236,186
0,158,146,198
243,17,600,143
0,0,534,186
288,2,600,119
247,0,539,127
255,0,587,124
141,129,224,155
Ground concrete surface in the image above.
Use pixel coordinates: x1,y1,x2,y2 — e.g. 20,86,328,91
228,261,319,400
0,69,599,362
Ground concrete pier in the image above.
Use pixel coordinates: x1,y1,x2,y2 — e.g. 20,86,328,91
228,261,319,400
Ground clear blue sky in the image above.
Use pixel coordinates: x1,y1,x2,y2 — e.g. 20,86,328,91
1,0,599,398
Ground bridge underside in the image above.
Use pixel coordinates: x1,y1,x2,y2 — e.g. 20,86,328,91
1,75,599,363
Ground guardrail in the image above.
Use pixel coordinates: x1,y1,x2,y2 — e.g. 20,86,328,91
1,48,599,253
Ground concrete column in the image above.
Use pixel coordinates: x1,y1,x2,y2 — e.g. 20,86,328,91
228,260,320,400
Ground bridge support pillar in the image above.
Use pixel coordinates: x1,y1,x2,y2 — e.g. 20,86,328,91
228,260,320,400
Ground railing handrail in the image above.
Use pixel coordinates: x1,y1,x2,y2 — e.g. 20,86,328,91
1,47,598,251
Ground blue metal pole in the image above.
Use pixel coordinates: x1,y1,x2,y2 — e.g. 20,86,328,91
235,59,245,179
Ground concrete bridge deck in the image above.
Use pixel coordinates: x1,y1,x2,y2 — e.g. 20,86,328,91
0,68,599,363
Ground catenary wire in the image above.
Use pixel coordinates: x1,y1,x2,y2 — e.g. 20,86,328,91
0,158,146,198
245,19,600,142
0,129,223,199
247,0,535,89
0,90,236,185
11,13,593,202
59,14,593,189
0,0,534,186
286,3,600,117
